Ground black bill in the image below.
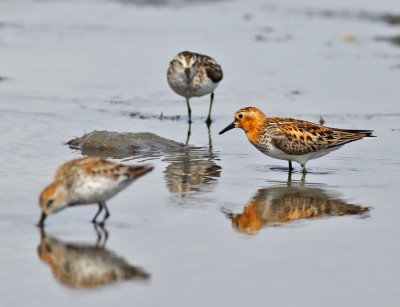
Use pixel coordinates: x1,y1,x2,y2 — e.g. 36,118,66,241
219,122,236,135
185,68,191,81
37,212,47,228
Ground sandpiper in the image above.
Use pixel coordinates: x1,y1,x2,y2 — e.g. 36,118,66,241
167,51,223,124
38,156,153,226
219,107,375,173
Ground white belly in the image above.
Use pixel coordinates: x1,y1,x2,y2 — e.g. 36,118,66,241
167,71,219,98
69,175,132,205
256,143,342,165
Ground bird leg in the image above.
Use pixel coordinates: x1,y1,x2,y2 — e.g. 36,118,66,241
92,203,103,223
288,161,293,172
206,92,214,125
186,97,192,124
301,164,307,174
99,202,110,225
185,121,192,145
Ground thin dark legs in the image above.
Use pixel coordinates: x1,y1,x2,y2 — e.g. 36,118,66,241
92,201,110,225
185,94,214,144
206,92,214,125
186,97,192,124
101,202,110,224
288,161,306,181
92,203,103,223
185,121,192,144
185,92,214,126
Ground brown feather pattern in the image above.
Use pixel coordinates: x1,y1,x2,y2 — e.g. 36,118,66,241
263,118,374,155
231,106,375,157
179,51,223,83
55,157,153,189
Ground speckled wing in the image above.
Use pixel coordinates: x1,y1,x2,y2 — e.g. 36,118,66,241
267,118,373,156
55,157,101,179
167,58,178,77
56,157,152,188
78,159,152,181
198,55,223,83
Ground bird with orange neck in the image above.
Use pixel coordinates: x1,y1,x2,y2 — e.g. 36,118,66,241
219,107,375,173
38,157,153,227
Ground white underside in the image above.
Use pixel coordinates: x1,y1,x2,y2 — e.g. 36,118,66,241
256,143,342,166
69,174,132,205
167,71,219,98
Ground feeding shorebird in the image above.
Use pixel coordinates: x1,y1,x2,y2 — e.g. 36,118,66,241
219,107,375,173
38,157,153,226
167,51,223,125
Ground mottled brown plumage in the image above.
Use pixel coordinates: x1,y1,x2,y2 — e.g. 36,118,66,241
167,51,223,124
38,157,153,226
54,157,150,188
219,107,375,173
264,117,373,156
175,51,223,83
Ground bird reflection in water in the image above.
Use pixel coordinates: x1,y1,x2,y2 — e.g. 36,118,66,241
164,121,222,198
223,183,370,235
37,226,150,289
163,147,221,198
66,129,222,198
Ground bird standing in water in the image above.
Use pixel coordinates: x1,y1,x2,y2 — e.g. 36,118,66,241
219,107,375,174
167,51,223,125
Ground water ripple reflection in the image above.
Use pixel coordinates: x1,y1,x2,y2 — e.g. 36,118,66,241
67,130,222,198
163,148,221,197
37,227,150,289
223,183,370,235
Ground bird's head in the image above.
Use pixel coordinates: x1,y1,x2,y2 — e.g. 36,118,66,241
219,107,266,135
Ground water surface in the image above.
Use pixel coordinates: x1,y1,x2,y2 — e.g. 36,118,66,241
1,0,399,306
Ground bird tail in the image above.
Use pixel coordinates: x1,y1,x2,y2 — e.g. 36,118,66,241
337,129,376,137
127,164,154,180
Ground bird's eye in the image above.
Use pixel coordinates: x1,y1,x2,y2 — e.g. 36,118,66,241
45,244,52,253
238,114,244,119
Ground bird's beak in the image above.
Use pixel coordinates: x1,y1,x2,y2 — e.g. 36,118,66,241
37,212,47,228
185,68,191,80
219,122,236,135
220,207,234,219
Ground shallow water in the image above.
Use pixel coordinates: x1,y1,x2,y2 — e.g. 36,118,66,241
1,0,400,306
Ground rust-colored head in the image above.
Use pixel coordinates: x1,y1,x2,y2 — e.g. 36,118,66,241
38,181,68,225
219,107,267,144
